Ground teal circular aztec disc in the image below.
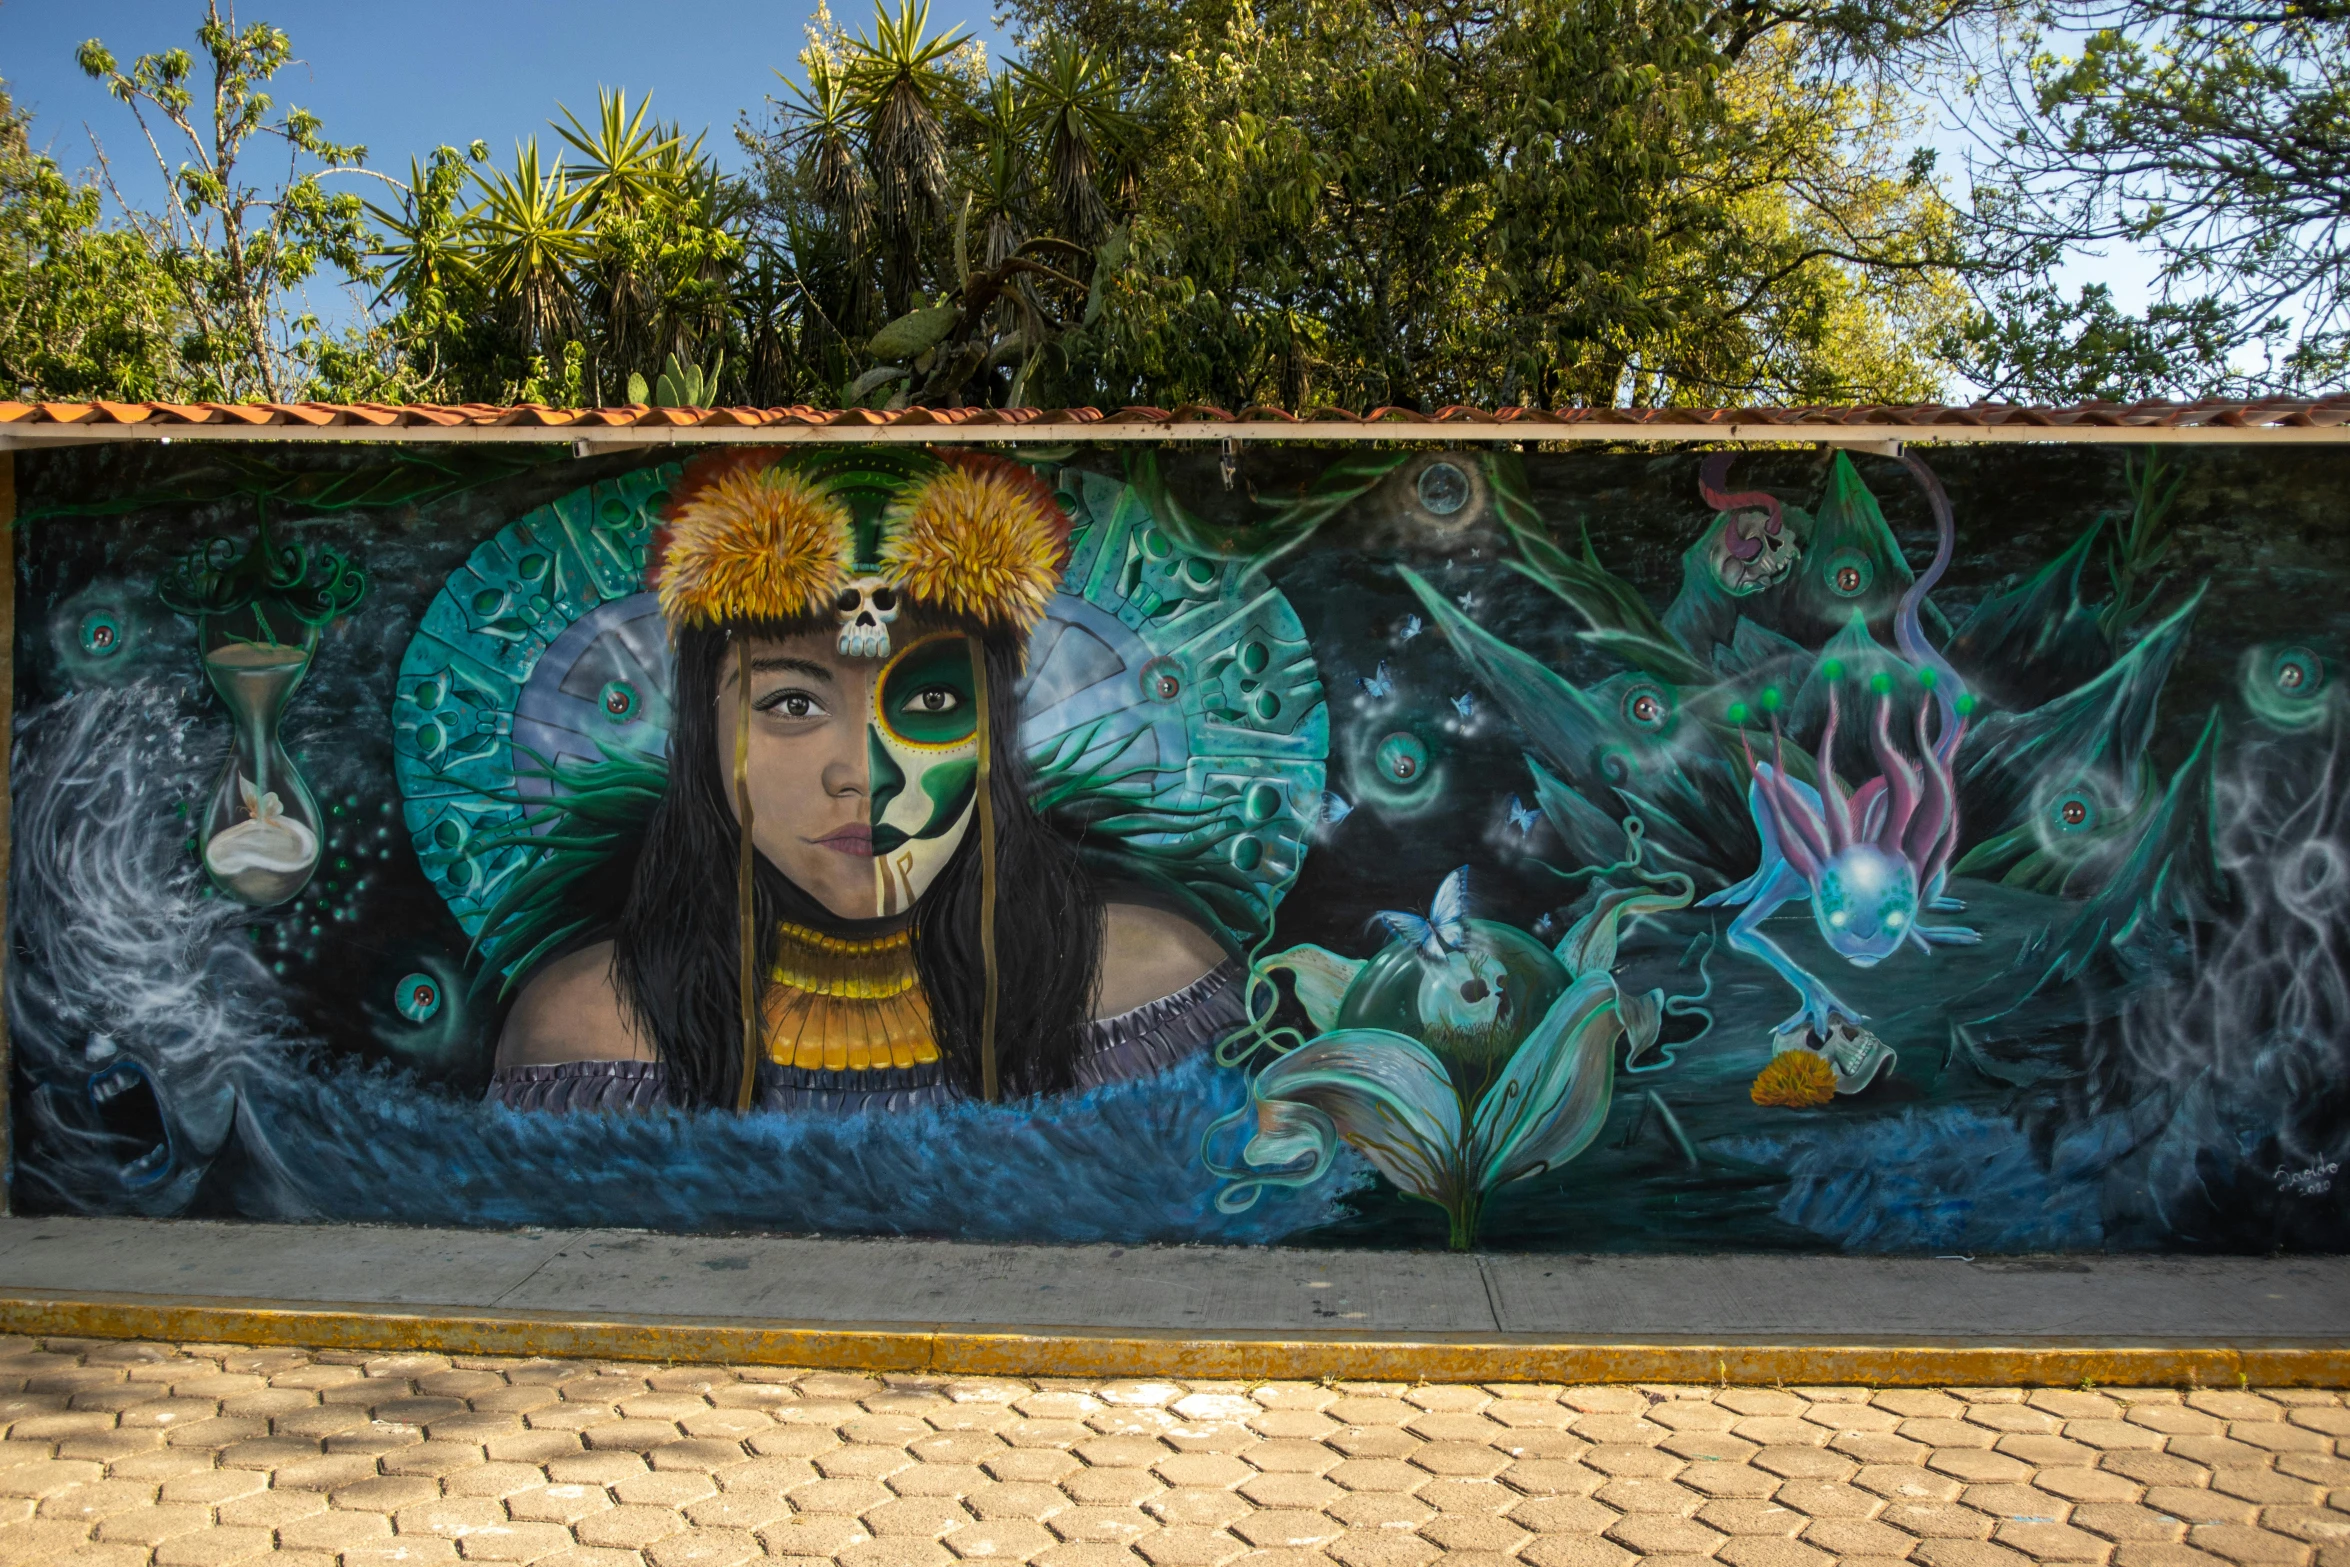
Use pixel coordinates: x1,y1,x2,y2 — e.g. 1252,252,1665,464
391,460,1328,953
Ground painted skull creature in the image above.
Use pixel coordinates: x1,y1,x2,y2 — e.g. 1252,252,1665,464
1700,453,1800,595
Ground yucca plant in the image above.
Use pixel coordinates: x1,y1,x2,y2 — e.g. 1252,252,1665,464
969,72,1034,273
469,139,588,363
553,88,676,219
363,146,483,312
841,0,966,316
734,246,805,404
781,56,873,249
1013,36,1139,247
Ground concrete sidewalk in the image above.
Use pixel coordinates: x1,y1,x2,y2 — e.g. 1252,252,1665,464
0,1218,2344,1385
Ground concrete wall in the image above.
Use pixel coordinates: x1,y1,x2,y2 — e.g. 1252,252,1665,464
8,440,2345,1252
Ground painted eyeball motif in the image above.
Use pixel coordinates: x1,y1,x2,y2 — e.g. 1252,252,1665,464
1824,550,1874,598
1376,732,1429,784
1621,682,1673,733
2272,647,2324,699
2050,788,2099,835
1139,656,1183,702
79,611,125,657
2244,644,2331,730
395,973,442,1023
599,680,639,722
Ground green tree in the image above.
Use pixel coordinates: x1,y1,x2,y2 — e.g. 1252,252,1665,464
77,0,378,401
1954,0,2350,395
1941,280,2264,401
1017,0,1966,410
741,0,1136,409
362,92,753,406
467,138,591,373
0,86,183,400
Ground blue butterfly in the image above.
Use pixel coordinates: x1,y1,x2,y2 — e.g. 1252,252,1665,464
1357,661,1394,699
1507,795,1542,835
1319,791,1355,827
1451,691,1477,720
1456,590,1479,613
1398,614,1424,643
1374,866,1473,960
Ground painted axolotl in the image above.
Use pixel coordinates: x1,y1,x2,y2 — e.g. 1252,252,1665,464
1700,455,1980,1038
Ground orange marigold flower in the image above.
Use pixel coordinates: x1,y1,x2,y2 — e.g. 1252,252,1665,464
1750,1048,1837,1109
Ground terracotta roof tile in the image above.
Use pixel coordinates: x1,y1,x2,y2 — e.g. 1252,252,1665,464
0,396,2344,440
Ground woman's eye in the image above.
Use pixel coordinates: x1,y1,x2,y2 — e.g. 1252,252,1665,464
907,688,960,714
757,690,826,719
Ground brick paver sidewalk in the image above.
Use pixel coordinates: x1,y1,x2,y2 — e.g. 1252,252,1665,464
0,1336,2343,1567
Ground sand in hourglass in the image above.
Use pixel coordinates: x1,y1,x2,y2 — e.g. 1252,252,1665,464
199,639,323,906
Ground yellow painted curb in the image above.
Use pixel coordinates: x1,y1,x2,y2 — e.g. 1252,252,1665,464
1,1292,2343,1386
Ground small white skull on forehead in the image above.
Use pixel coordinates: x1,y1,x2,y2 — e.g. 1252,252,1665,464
835,575,901,658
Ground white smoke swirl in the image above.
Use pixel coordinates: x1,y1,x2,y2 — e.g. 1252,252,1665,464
8,683,306,1212
2112,718,2350,1232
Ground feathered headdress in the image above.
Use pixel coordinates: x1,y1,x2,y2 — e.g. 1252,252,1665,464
651,449,1072,645
652,457,857,629
879,453,1071,636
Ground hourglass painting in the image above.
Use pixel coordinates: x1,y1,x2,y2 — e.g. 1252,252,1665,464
157,507,367,908
4,437,2347,1255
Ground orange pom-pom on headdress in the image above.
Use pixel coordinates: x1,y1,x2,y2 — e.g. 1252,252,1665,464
652,458,856,629
879,453,1073,637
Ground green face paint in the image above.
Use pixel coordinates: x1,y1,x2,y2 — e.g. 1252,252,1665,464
865,633,982,915
880,634,979,745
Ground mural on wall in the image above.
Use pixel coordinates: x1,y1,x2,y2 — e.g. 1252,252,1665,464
9,436,2348,1252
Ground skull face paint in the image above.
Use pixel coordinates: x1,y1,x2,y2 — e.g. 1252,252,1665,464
867,631,981,915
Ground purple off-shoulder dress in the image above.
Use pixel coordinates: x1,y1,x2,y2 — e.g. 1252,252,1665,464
487,962,1246,1114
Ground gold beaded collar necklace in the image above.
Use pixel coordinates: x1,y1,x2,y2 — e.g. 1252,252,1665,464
760,921,938,1074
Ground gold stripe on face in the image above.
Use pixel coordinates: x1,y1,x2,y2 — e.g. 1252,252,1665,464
875,847,921,917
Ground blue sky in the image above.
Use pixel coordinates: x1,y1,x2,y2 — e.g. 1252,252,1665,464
3,0,1009,208
4,0,1010,331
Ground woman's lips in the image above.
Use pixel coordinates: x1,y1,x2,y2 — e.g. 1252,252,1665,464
809,824,875,857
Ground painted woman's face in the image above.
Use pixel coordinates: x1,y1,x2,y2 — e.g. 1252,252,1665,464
717,627,982,922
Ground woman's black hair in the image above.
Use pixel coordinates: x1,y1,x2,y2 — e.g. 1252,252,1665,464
610,619,1104,1107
